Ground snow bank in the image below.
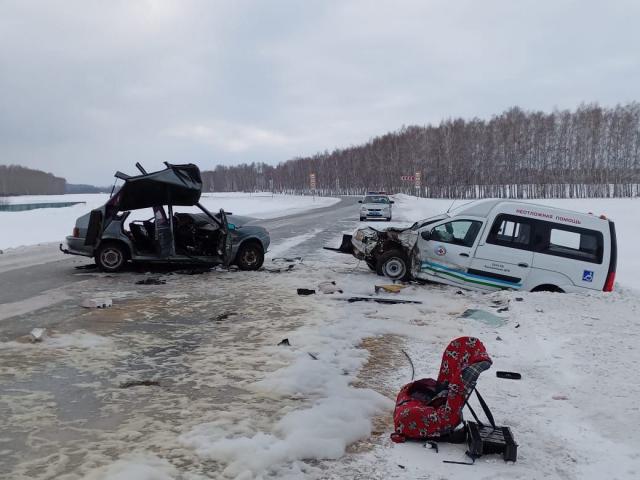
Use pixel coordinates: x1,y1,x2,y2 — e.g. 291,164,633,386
82,454,177,480
0,193,339,250
392,194,639,290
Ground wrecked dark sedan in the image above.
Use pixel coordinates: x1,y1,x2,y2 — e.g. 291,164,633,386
327,215,447,280
60,163,270,272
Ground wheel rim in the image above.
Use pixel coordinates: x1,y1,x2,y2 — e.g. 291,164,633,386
383,257,406,279
242,248,258,266
101,248,123,269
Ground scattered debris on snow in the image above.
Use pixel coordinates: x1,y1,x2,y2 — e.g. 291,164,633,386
80,297,113,308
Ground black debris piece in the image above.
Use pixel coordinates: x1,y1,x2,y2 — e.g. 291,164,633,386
297,288,316,296
174,267,211,275
278,338,291,346
515,297,524,302
456,290,464,295
425,441,439,453
496,371,522,380
135,277,166,285
273,257,302,263
75,264,98,270
497,307,509,313
119,380,161,389
308,352,318,360
496,336,503,341
342,296,422,305
515,323,520,328
213,312,235,321
397,464,405,469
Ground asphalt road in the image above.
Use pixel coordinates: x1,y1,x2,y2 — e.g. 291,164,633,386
0,195,370,478
0,197,360,306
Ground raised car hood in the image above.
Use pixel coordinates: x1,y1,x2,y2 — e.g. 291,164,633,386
109,163,202,211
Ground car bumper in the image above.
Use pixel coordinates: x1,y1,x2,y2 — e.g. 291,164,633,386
60,237,94,257
361,212,391,219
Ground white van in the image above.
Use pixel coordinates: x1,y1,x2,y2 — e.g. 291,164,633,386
413,200,617,293
339,199,617,293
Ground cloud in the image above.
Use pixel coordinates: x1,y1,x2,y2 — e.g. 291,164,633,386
166,122,294,153
1,0,639,183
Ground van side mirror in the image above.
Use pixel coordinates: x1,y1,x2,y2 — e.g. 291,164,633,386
358,200,362,203
421,230,431,241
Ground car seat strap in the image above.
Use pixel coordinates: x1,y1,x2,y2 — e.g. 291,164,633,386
475,389,497,430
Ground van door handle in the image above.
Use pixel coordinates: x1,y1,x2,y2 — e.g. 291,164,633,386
459,253,469,257
518,262,529,268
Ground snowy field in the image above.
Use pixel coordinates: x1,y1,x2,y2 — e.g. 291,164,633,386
0,193,339,251
1,193,639,479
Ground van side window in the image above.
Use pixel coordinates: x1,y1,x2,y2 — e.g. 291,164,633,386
431,220,483,247
487,215,533,250
543,227,603,263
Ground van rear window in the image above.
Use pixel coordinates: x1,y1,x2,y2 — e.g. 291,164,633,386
544,227,603,263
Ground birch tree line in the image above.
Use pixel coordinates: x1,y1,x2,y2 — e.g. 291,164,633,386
204,103,640,198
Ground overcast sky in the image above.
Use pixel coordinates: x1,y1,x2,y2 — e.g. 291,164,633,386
1,0,639,184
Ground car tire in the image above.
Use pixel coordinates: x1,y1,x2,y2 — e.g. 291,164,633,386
360,216,365,221
376,249,410,281
95,242,128,273
235,242,264,270
386,217,392,222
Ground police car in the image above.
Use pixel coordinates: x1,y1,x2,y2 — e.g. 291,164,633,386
359,192,394,221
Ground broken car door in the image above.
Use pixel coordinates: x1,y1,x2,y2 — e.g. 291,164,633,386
217,209,234,265
468,214,534,290
414,219,484,288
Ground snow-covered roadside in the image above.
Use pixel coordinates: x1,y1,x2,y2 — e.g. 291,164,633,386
390,194,639,290
0,193,339,251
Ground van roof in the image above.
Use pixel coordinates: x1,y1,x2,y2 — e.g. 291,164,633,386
453,199,609,226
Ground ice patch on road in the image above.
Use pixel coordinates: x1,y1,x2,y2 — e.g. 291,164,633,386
266,229,323,258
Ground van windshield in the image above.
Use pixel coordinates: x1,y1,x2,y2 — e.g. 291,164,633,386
363,196,390,204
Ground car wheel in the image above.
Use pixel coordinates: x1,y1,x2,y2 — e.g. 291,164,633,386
95,243,128,273
386,217,392,222
360,216,365,221
376,249,410,281
236,242,264,270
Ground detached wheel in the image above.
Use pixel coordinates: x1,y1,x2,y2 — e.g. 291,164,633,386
236,242,264,270
95,243,128,273
376,249,410,281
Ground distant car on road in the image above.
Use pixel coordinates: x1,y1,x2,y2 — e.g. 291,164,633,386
359,192,394,221
60,162,270,272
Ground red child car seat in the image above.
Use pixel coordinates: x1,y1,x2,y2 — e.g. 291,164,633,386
391,336,492,442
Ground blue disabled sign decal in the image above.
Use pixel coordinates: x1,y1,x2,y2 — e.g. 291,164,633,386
582,270,594,282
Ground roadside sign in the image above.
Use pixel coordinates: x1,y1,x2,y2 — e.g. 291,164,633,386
310,173,316,190
400,175,415,181
415,172,421,189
